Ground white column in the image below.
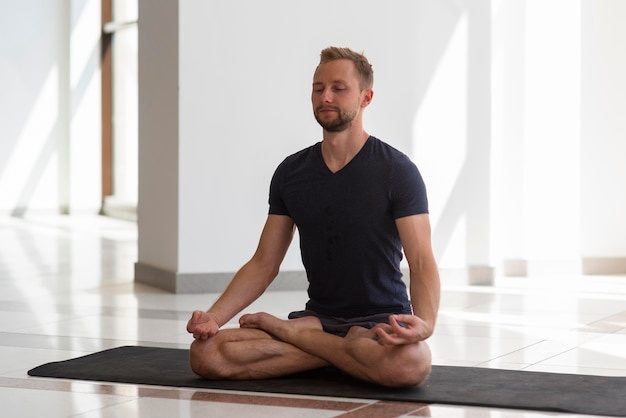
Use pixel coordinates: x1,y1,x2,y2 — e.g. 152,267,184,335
466,1,494,284
68,0,102,213
492,0,528,276
580,0,626,274
135,0,182,290
135,0,308,292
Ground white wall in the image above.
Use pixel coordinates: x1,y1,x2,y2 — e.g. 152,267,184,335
412,2,493,277
177,0,472,273
0,0,101,216
169,1,493,284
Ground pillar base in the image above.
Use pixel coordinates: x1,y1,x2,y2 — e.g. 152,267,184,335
502,258,528,277
582,257,626,275
435,266,495,286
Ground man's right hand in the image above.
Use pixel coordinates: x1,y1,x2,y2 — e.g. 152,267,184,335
186,310,220,340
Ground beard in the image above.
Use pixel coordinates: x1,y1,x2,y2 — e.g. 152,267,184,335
314,105,358,132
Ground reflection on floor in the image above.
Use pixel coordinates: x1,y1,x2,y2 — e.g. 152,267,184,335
1,214,624,417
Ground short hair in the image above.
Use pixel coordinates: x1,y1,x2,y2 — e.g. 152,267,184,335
318,46,374,91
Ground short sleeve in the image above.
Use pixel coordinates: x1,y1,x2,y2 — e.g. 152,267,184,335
268,162,290,216
390,156,429,218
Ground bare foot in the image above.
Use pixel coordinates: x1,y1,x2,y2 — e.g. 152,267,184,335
345,325,376,339
345,323,397,343
240,312,323,342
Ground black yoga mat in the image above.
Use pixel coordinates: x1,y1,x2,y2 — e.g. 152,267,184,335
28,346,626,417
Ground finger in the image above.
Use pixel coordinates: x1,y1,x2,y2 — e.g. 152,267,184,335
186,320,197,333
187,311,202,332
393,314,419,326
192,310,205,322
374,327,390,344
194,331,208,341
378,319,417,345
375,326,401,345
389,315,411,336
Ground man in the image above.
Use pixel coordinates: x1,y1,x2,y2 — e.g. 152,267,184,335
186,46,440,388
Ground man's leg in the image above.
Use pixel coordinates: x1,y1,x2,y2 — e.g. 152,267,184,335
240,313,432,387
189,327,328,380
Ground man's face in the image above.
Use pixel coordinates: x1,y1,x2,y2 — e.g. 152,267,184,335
311,59,367,132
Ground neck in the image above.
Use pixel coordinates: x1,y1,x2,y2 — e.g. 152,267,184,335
321,128,369,173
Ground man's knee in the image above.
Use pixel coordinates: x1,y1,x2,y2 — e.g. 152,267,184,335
189,337,231,379
381,359,431,387
376,342,432,387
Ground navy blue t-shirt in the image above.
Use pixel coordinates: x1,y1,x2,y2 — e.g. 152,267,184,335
269,136,428,318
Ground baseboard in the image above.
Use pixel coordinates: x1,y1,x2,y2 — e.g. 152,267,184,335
468,265,496,285
135,263,500,294
134,262,308,293
433,266,495,286
582,257,626,275
101,196,137,222
501,258,626,276
502,259,528,277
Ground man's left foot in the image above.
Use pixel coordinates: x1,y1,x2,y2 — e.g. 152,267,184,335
239,312,323,342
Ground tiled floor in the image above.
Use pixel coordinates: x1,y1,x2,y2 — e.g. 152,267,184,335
1,214,625,417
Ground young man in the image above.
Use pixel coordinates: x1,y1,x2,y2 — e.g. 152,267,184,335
186,47,440,387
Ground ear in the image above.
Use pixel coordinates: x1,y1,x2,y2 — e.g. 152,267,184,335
360,88,374,108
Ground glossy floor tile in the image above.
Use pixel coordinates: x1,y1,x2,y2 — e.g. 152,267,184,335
0,214,624,417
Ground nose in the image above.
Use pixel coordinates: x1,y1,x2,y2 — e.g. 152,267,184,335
311,86,333,103
316,86,333,103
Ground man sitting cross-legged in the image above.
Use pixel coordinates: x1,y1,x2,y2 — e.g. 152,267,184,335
186,46,440,387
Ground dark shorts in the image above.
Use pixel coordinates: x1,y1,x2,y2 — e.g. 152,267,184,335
288,309,398,337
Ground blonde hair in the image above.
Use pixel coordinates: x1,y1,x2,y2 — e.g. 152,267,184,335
319,46,374,90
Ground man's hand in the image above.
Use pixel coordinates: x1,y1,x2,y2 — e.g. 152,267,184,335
374,314,432,346
186,310,220,340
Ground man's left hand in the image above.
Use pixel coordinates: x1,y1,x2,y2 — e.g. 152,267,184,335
374,314,432,346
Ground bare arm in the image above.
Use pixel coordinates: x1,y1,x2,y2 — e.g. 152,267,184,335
375,214,440,344
187,214,295,339
398,213,440,337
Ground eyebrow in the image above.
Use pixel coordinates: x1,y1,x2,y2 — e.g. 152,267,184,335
312,80,348,86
